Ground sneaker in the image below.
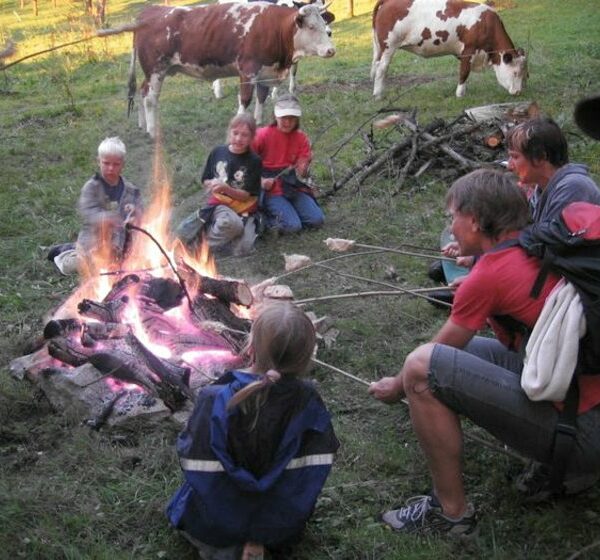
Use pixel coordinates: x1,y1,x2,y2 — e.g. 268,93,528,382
381,494,478,538
47,242,76,262
515,461,599,502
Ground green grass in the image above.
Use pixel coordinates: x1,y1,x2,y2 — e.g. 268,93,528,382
2,0,600,558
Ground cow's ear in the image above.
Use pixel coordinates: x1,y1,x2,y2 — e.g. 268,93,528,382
502,52,513,64
322,11,335,24
296,12,305,27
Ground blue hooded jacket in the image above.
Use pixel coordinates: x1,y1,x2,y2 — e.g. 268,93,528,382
166,371,339,548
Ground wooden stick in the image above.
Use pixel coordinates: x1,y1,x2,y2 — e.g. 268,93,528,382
312,263,453,308
400,118,479,169
353,243,455,262
313,358,527,463
313,357,371,386
392,132,419,195
274,250,386,281
295,287,454,307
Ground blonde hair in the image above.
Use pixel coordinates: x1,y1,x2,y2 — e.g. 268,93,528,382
227,302,316,410
98,136,126,159
227,113,257,138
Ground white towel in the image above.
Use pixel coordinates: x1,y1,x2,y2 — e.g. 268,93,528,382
521,279,586,402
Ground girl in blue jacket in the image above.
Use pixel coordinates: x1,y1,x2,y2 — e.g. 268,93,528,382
167,302,339,560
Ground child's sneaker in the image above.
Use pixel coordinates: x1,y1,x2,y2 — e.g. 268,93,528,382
381,494,478,538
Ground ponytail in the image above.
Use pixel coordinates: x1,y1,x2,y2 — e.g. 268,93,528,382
227,369,281,410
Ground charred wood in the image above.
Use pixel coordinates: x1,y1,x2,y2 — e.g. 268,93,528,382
47,337,94,367
84,389,128,430
44,318,83,340
125,333,194,403
83,322,132,341
191,295,250,352
139,277,184,310
102,274,140,302
78,297,128,323
178,261,253,306
87,351,161,396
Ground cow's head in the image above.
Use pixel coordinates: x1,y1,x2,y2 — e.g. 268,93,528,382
293,4,336,60
293,0,335,35
494,48,527,95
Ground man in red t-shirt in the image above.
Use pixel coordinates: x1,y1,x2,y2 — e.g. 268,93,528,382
369,169,600,538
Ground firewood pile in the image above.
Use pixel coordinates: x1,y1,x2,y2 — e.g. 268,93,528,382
8,264,277,431
327,101,540,195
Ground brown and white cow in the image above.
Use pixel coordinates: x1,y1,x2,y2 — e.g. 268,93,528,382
212,0,335,99
371,0,527,99
125,2,335,137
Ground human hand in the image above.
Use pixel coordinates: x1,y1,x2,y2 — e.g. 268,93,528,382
441,241,460,258
262,178,275,191
296,161,309,178
449,274,468,288
368,376,404,404
456,255,474,268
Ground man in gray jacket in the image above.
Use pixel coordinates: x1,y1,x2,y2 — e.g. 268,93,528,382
506,116,600,223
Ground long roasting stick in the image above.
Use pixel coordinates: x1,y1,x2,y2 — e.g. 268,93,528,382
313,357,527,463
295,286,455,307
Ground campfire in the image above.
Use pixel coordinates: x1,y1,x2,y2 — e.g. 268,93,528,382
9,152,271,430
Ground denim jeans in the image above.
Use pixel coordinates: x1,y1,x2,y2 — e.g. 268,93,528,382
263,191,324,233
429,337,600,476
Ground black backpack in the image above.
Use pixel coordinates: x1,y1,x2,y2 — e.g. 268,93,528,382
519,201,600,375
516,201,600,493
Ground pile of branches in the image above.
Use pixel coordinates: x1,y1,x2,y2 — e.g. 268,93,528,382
327,101,539,195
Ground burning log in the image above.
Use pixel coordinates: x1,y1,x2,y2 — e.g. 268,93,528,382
125,333,194,402
43,318,83,340
78,297,128,323
178,260,253,306
139,276,184,310
191,295,251,352
103,273,140,302
82,322,132,342
47,336,94,367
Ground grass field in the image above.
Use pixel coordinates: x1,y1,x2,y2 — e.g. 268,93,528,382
1,0,600,558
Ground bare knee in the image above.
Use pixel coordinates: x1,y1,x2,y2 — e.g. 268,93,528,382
403,343,435,394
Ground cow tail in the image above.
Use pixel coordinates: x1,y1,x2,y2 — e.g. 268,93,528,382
372,0,386,29
127,40,137,118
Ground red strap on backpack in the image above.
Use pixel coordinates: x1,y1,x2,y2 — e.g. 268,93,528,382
561,202,600,240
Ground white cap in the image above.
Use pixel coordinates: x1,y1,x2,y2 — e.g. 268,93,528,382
274,94,302,118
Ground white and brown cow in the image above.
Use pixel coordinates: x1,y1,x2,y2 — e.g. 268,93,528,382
125,2,335,137
212,0,335,99
371,0,527,99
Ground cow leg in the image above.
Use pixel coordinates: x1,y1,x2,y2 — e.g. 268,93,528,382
212,79,224,100
254,82,270,124
237,76,254,116
456,54,472,98
373,44,394,99
288,62,298,94
144,72,165,138
138,80,148,132
370,32,382,81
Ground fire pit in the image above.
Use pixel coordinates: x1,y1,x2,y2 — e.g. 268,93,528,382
9,161,272,430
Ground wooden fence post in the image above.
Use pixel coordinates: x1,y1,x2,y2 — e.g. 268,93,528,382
347,0,354,18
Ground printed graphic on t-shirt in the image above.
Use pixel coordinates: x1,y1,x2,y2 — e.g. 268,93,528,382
215,160,247,190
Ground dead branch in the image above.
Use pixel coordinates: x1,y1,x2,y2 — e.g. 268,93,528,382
392,132,419,195
327,119,445,195
400,117,479,169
